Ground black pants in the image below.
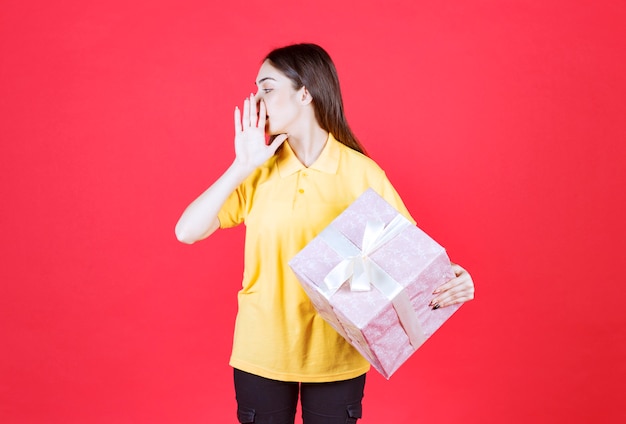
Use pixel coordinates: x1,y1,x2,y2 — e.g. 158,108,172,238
234,368,365,424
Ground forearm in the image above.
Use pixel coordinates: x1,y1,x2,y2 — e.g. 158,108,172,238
176,94,287,244
175,160,253,244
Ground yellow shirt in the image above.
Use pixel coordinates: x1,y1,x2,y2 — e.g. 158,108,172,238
218,134,414,382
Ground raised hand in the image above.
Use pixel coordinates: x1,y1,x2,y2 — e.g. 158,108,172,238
233,94,288,173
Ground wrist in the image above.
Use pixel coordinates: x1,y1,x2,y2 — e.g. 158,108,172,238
229,158,256,181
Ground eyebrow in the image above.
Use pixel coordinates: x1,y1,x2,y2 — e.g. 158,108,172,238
255,77,276,85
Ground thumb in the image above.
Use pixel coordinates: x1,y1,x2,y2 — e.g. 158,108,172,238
268,133,288,154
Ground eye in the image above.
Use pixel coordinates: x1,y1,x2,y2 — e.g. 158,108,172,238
262,88,273,94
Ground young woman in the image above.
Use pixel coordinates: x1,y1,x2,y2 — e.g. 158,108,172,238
175,43,475,424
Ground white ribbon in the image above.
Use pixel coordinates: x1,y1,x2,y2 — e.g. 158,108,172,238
321,214,410,294
317,214,426,348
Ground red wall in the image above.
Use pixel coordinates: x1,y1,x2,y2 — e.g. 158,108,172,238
1,1,625,422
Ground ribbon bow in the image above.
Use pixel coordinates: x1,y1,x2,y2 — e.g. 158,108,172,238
322,214,410,295
316,212,426,350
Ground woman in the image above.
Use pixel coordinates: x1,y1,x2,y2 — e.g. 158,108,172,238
175,43,474,424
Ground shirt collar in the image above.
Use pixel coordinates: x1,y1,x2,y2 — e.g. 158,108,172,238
276,133,341,177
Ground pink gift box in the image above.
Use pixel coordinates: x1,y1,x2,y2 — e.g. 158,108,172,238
289,188,461,379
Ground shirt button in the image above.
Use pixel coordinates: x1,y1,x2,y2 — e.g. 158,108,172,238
302,172,308,177
298,188,304,194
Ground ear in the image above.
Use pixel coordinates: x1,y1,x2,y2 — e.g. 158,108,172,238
298,86,313,106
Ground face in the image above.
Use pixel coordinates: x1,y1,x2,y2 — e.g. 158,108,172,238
254,60,305,135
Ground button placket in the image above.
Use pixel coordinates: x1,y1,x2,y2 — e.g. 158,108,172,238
297,170,308,195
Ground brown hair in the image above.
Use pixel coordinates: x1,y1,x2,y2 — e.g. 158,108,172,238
265,43,367,155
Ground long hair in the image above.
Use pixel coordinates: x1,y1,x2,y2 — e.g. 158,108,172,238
265,43,367,155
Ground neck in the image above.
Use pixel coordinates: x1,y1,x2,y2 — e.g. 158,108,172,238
287,126,329,167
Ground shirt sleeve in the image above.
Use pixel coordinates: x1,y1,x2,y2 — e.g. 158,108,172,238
376,171,417,225
217,183,247,229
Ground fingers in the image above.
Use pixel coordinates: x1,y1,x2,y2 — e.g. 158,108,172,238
237,94,262,131
234,107,242,133
249,93,258,127
257,99,266,129
242,96,250,128
434,263,469,294
268,133,288,154
450,262,465,276
430,263,475,309
430,284,474,309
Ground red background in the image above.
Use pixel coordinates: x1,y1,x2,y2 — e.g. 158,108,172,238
1,1,625,422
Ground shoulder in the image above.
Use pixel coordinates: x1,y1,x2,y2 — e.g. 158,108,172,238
337,142,381,169
336,142,385,175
